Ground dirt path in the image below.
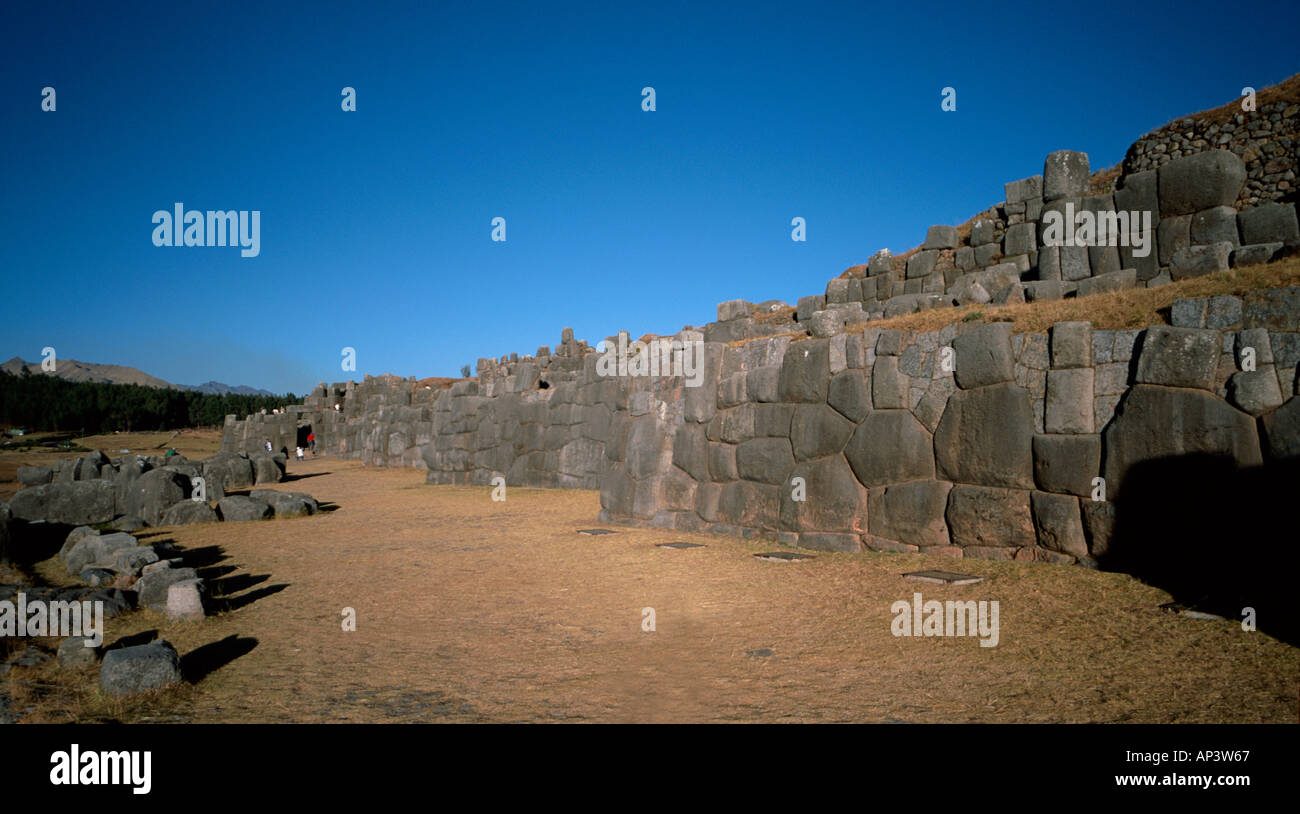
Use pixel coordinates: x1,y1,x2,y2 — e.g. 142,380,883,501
12,457,1300,723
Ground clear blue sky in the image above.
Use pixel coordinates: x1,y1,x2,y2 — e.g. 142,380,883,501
3,0,1297,395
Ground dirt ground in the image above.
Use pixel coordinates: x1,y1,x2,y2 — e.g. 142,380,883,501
5,456,1299,723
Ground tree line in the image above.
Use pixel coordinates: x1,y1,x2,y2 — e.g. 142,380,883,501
0,367,296,433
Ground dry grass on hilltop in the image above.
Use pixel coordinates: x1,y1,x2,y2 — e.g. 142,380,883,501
741,254,1300,347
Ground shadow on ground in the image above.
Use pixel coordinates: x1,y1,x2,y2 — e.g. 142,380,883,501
1102,453,1300,646
181,635,259,682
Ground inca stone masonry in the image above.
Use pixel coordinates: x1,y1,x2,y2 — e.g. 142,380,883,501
222,95,1300,571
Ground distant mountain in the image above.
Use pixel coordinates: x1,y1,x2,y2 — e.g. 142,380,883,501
3,356,175,389
2,357,277,397
177,381,276,397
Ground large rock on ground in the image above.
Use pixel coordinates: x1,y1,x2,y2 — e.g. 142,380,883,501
250,454,284,484
10,481,116,525
204,454,254,490
17,466,53,486
99,640,182,696
135,565,200,610
160,500,219,526
249,489,319,518
121,469,190,527
217,495,273,522
64,532,139,575
934,382,1035,488
1102,384,1262,499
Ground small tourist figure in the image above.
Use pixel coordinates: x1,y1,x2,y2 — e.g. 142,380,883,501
295,445,304,461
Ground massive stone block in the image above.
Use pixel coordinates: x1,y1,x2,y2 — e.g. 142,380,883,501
945,485,1036,548
844,410,935,487
1043,150,1090,202
1032,434,1101,497
1133,326,1220,390
1003,222,1037,257
717,480,780,529
1049,321,1091,369
1190,206,1240,247
925,225,959,250
1260,396,1300,460
1157,149,1247,217
100,640,182,697
777,339,830,403
952,322,1015,389
867,479,952,547
934,382,1035,488
1102,384,1262,499
735,438,795,485
1045,368,1096,433
828,369,869,422
1170,242,1232,280
871,355,909,409
907,250,939,279
1030,491,1088,559
780,454,869,533
790,404,854,461
1238,202,1300,246
626,416,672,478
1005,174,1043,203
1227,367,1285,416
1243,287,1300,331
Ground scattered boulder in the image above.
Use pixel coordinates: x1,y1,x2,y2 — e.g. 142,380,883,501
160,500,219,526
249,490,319,518
251,454,283,485
64,532,139,575
99,640,182,696
121,469,190,527
17,466,53,486
217,495,273,522
165,579,205,621
57,636,100,668
134,565,200,611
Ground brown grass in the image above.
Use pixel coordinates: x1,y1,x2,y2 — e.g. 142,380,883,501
736,255,1300,347
0,428,225,501
1145,72,1300,132
4,458,1297,723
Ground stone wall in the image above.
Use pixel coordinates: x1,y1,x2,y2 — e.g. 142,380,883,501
1123,99,1298,209
224,286,1300,570
221,81,1300,570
